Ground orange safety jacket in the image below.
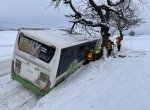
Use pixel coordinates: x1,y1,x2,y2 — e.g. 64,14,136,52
108,41,113,49
87,51,94,60
116,37,122,45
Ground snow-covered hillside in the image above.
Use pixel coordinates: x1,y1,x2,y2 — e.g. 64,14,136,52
0,31,150,110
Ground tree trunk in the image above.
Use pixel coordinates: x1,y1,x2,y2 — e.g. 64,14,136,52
101,27,110,58
119,30,123,39
102,35,109,58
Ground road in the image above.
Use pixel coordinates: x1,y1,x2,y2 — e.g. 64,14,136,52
0,59,39,110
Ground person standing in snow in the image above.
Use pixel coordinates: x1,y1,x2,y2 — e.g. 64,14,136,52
107,39,114,57
86,49,94,62
116,36,122,51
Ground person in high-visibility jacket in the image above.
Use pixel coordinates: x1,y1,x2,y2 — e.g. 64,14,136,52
87,50,94,61
116,36,122,51
83,47,94,64
108,39,114,57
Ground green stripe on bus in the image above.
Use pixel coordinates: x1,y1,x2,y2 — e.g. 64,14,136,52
12,73,49,96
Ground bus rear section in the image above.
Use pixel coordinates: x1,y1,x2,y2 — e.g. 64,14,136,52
11,32,57,96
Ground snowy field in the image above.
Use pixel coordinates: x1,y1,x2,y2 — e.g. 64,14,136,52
0,31,150,110
0,31,17,77
0,31,39,110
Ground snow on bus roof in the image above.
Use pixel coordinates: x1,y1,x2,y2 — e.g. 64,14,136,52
20,28,100,48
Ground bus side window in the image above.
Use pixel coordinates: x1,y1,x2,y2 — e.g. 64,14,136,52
61,49,74,58
95,40,102,48
77,46,87,59
56,48,75,77
87,42,97,51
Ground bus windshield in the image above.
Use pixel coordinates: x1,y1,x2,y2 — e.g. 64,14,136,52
18,34,56,63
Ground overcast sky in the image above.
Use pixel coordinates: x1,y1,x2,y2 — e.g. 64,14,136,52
0,0,149,35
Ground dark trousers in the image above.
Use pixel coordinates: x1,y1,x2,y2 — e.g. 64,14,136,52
117,44,121,51
108,49,112,57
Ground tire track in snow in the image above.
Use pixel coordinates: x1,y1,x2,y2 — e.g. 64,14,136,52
0,75,40,110
136,59,150,96
0,59,11,77
0,60,40,110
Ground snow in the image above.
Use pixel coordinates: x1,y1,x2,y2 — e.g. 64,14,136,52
0,31,17,76
0,31,17,61
123,36,150,51
0,31,150,110
20,28,99,48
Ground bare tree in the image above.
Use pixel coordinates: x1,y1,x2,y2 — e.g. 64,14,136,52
51,0,147,56
110,0,144,39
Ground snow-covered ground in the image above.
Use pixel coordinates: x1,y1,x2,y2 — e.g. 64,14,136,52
0,31,17,60
0,31,17,77
0,31,150,110
0,31,39,110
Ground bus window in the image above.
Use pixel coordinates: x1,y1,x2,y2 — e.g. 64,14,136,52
77,46,87,59
61,49,74,58
18,35,56,63
56,47,75,77
88,42,97,49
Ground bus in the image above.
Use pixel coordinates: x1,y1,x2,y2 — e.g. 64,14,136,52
11,28,102,96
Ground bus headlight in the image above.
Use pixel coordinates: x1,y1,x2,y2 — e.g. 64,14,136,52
37,72,51,91
14,59,22,75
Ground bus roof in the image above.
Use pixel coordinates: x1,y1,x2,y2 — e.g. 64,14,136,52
19,28,100,48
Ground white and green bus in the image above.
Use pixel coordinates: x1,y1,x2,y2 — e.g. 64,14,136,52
11,28,102,96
